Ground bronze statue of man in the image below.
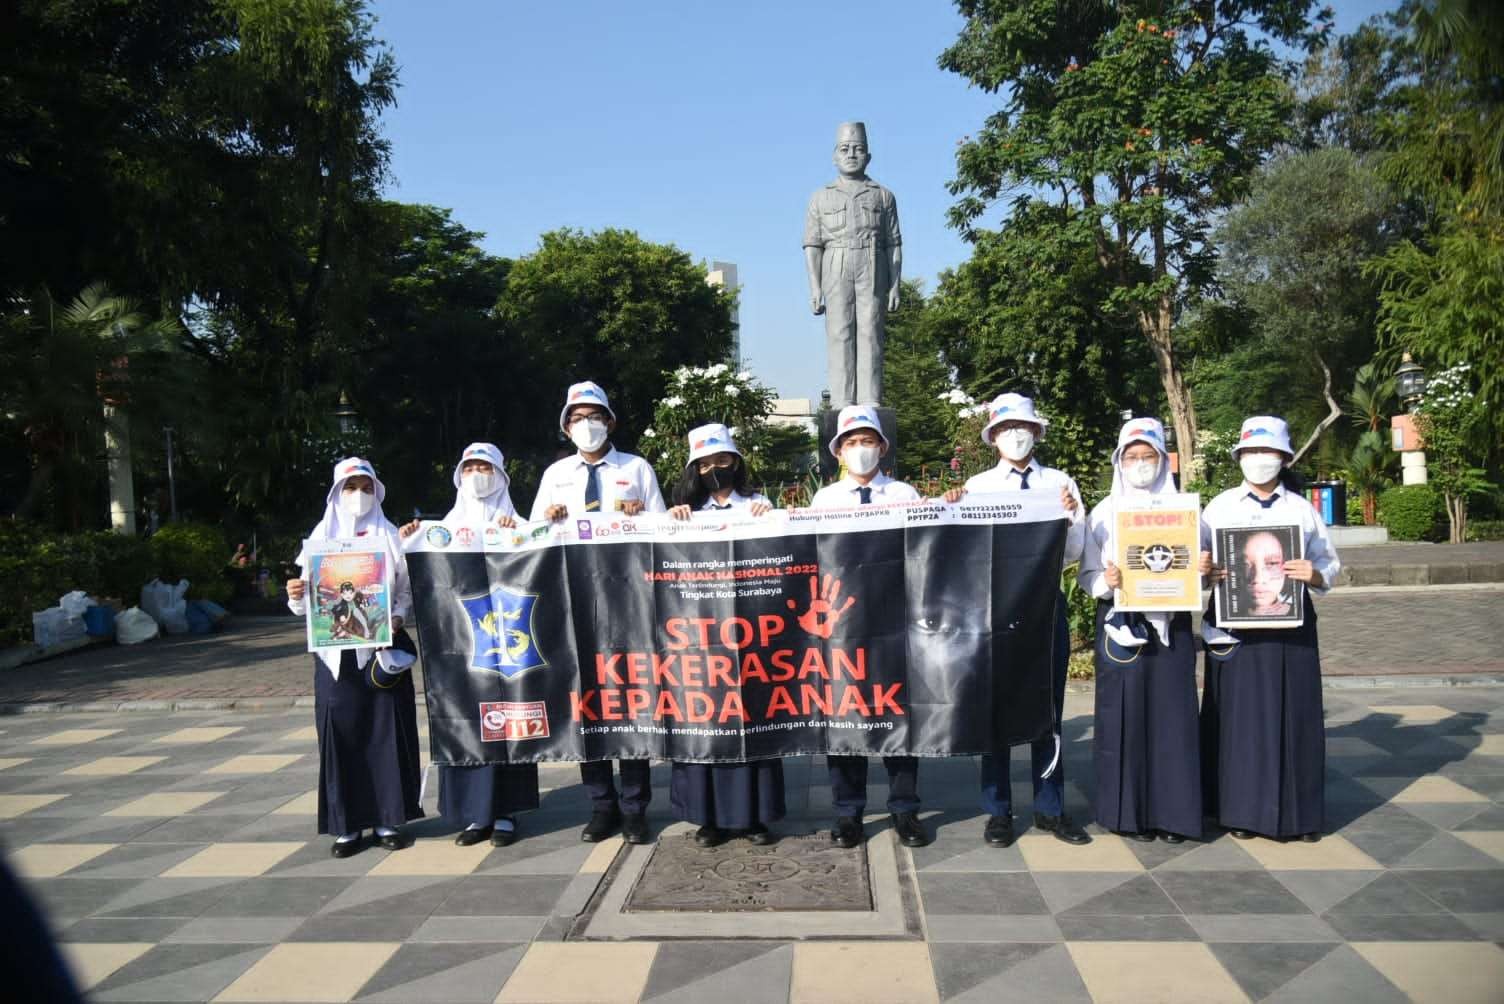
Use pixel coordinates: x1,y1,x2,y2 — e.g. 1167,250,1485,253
803,121,902,407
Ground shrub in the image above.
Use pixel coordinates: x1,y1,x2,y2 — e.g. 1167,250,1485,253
1466,520,1504,542
1378,484,1444,541
0,522,154,646
150,522,233,603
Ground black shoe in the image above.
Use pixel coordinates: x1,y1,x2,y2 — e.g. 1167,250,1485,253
1228,828,1256,840
1161,831,1186,844
331,834,364,858
622,813,651,845
491,819,517,847
581,808,621,843
831,816,862,848
1118,830,1156,843
694,824,725,848
376,830,405,851
891,811,930,848
455,825,493,847
745,824,773,846
984,814,1016,848
1300,831,1321,843
1034,813,1092,845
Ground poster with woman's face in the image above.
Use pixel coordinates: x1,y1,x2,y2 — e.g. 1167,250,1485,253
1214,524,1305,629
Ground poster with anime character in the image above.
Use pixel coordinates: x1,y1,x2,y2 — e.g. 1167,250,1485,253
304,538,393,651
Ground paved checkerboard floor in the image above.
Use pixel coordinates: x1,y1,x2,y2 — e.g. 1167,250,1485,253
1,687,1502,1001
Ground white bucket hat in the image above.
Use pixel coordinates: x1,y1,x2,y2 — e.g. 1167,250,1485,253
326,457,386,506
1230,416,1293,458
827,404,887,458
980,393,1049,444
558,381,615,432
451,442,510,494
685,423,741,469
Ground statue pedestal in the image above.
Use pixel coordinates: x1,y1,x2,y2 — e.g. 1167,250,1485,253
818,406,897,480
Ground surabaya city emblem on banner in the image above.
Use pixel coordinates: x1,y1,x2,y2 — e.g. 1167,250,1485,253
459,586,547,678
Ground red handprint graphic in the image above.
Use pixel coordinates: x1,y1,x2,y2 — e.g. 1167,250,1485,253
787,574,855,639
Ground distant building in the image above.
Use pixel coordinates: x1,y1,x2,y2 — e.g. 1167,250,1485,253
769,397,819,436
706,260,741,364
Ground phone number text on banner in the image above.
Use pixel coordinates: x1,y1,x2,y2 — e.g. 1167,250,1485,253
405,494,1067,765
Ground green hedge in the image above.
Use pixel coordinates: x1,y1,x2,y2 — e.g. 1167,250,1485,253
0,521,231,647
1378,484,1445,541
1467,520,1504,542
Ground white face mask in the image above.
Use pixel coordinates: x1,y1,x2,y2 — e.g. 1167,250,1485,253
843,444,881,476
339,488,374,517
570,419,609,453
462,472,496,498
1240,453,1285,486
1122,458,1160,489
996,428,1036,462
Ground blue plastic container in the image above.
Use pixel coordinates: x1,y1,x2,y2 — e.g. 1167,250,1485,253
83,605,116,638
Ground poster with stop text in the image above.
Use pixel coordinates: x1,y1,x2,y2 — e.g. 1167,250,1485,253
303,538,393,652
1112,493,1202,612
404,496,1068,765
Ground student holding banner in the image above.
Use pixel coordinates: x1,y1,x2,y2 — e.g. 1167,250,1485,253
530,381,666,845
286,458,423,858
1077,418,1202,843
401,443,541,848
946,393,1088,848
809,404,930,850
666,424,785,847
1199,416,1340,842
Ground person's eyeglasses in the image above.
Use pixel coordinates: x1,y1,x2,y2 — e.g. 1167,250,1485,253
565,413,608,427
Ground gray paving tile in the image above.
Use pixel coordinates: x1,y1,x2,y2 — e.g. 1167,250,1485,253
929,942,1055,1001
910,840,1027,873
1155,870,1312,915
1396,868,1504,913
409,915,547,942
917,872,1048,915
1185,914,1342,942
95,877,244,918
198,876,354,917
317,876,460,917
1209,942,1340,1001
1344,822,1443,866
91,943,270,1002
1450,805,1504,830
1395,832,1503,869
1268,870,1383,915
1326,871,1447,915
287,912,428,941
641,942,788,1001
1031,872,1141,914
265,839,383,877
69,842,207,878
1394,802,1491,829
1323,910,1481,941
1153,834,1263,870
356,942,525,1002
133,814,255,843
925,914,1062,942
432,874,576,917
1058,873,1181,917
163,916,305,943
59,917,189,943
1054,913,1199,941
1261,945,1416,1003
27,877,141,918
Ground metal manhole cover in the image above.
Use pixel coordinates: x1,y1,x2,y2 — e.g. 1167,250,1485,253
624,833,873,912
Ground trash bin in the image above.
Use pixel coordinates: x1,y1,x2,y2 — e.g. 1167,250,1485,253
1307,481,1348,526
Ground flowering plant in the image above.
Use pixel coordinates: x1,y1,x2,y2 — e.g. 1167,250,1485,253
1416,364,1492,544
642,364,778,490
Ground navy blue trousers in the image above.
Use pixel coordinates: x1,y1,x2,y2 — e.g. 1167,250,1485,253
580,759,651,814
828,756,919,816
981,599,1069,817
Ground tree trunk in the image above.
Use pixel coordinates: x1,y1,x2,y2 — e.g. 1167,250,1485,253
1292,354,1343,466
1137,296,1198,476
1448,494,1467,544
1362,489,1377,526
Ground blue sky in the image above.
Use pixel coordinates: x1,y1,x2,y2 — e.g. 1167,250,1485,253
370,0,1398,404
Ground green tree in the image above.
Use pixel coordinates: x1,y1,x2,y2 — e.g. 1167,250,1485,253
639,365,777,496
880,280,956,479
1215,147,1396,460
940,0,1328,473
496,228,737,459
1416,364,1493,544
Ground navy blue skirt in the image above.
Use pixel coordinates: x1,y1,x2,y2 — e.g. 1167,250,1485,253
1092,605,1202,838
670,761,786,829
315,652,424,835
439,764,541,826
1200,596,1325,837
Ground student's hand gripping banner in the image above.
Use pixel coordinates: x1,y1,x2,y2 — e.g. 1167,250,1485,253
405,494,1067,765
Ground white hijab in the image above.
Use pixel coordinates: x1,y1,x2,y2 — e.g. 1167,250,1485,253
443,442,516,524
1105,419,1176,647
299,457,405,675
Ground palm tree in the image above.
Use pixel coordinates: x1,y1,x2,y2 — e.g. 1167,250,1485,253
1343,362,1399,525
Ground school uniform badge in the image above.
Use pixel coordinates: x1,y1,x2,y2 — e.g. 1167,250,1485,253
459,587,547,677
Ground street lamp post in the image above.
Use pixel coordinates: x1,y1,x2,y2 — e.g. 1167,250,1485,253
163,426,178,522
1391,353,1428,486
334,391,359,447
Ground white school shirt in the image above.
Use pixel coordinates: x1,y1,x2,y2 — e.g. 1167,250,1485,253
808,471,920,509
965,459,1085,566
527,446,666,521
1200,482,1341,595
699,490,773,511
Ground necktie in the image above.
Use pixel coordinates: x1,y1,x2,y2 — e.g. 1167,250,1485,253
1014,467,1031,490
712,503,732,511
857,486,872,505
584,463,603,512
1246,491,1277,510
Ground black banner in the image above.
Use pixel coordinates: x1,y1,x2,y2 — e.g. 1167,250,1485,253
406,497,1066,764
